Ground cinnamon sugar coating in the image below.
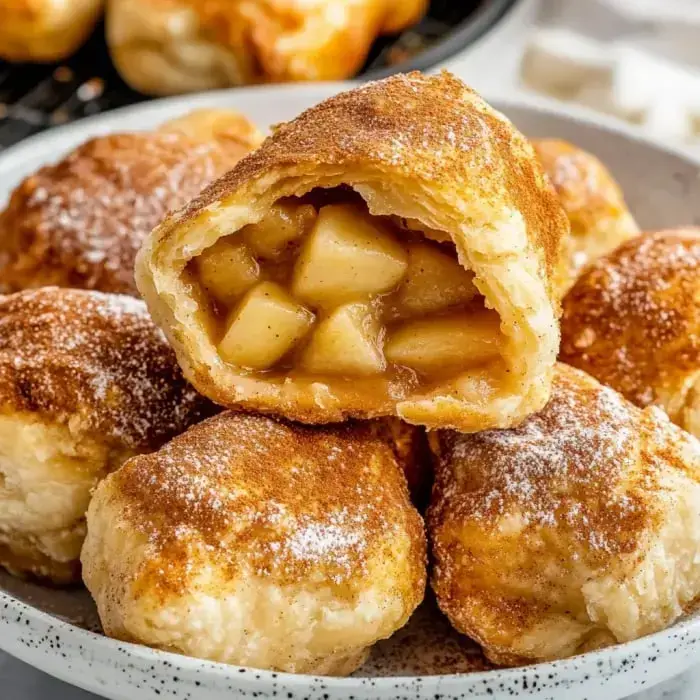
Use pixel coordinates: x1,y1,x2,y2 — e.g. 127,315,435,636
561,229,700,437
0,287,212,450
0,111,260,296
428,363,700,666
82,411,427,674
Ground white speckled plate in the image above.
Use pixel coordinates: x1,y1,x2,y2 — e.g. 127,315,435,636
1,83,700,700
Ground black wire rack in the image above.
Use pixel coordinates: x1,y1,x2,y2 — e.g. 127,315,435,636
0,0,515,149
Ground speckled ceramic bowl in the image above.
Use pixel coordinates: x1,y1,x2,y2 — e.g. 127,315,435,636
1,83,700,700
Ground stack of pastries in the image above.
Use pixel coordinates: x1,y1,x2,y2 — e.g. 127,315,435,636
1,71,699,676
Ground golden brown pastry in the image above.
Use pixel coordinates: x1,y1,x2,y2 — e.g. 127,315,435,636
428,363,700,666
533,139,640,289
0,287,213,584
0,0,103,62
0,109,262,297
82,411,426,675
106,0,428,95
136,72,568,433
561,229,700,438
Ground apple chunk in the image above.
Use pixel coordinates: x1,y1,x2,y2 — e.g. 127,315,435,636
195,237,260,306
390,242,477,319
243,201,317,260
301,303,386,376
385,310,501,374
292,204,408,308
218,282,314,369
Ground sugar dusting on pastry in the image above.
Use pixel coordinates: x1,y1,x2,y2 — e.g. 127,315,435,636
561,229,700,414
0,287,212,448
436,366,651,555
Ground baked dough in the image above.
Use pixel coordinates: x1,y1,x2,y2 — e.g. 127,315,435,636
136,72,568,433
0,109,261,297
0,0,103,61
428,363,700,666
533,139,640,290
0,287,213,583
107,0,428,95
561,229,700,438
82,411,426,675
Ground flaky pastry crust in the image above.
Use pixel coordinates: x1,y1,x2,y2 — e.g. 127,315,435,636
107,0,428,95
0,287,213,583
0,0,103,61
561,229,700,438
82,411,426,675
428,363,700,666
533,139,640,290
136,72,568,432
0,109,261,297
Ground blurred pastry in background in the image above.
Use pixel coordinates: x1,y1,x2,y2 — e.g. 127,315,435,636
82,411,426,675
429,363,700,666
0,287,214,584
0,0,104,62
106,0,428,95
0,109,262,297
561,228,700,438
136,72,568,434
533,138,640,289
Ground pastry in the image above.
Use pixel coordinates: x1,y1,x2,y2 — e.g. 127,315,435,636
0,287,213,583
428,363,700,666
0,109,262,297
106,0,428,95
136,72,568,433
533,139,640,289
561,229,700,438
81,411,427,675
0,0,103,62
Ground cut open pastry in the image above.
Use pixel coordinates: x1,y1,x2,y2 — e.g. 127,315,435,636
429,363,700,666
0,109,261,297
136,72,569,432
533,138,640,290
82,411,427,675
561,229,700,438
0,287,213,583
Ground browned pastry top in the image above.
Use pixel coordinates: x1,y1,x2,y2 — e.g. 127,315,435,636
0,131,249,296
108,411,426,592
429,364,667,565
177,72,565,283
0,287,213,449
560,229,700,409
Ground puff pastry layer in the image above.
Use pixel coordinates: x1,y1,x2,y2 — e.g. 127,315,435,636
0,109,261,297
136,72,568,433
107,0,428,95
533,139,640,290
429,363,700,666
82,411,426,675
561,229,700,438
0,287,213,583
0,0,103,61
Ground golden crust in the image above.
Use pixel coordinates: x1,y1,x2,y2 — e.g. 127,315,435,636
561,229,700,438
0,0,103,61
107,0,428,94
533,139,640,289
82,411,427,673
0,287,213,450
136,72,569,432
0,111,261,297
428,363,700,665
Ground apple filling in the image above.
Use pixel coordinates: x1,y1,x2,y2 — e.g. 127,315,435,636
191,197,504,397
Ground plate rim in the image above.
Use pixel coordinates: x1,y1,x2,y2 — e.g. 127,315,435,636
1,80,700,693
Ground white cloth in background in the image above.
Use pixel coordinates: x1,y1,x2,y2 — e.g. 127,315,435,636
522,0,700,144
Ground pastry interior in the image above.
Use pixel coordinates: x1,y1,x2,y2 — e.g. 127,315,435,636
186,190,507,414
